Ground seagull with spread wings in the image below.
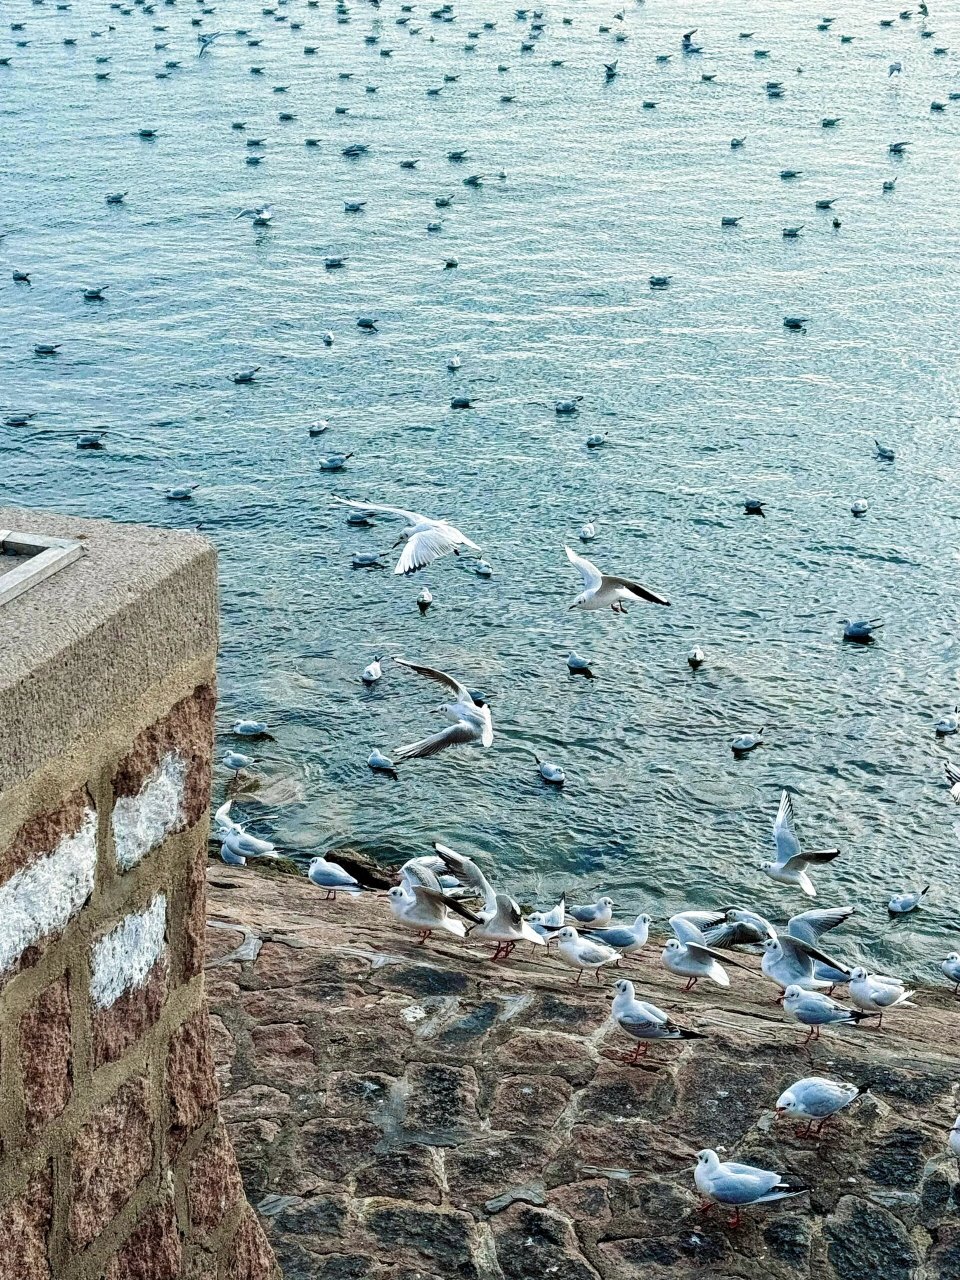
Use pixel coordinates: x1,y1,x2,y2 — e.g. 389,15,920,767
333,497,480,574
564,546,670,613
392,658,493,761
760,791,841,896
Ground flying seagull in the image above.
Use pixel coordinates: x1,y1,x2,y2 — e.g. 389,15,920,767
564,546,670,613
391,657,493,761
332,498,479,574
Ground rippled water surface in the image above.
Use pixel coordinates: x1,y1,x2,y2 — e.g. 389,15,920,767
4,0,960,978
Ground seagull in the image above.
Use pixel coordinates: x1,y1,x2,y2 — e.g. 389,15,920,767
232,367,260,384
590,914,652,958
888,886,928,914
611,979,705,1060
416,586,433,615
564,546,669,613
447,354,461,370
944,759,960,802
744,498,765,517
391,657,492,761
889,61,902,75
567,652,593,678
165,484,198,501
106,192,127,204
535,756,565,786
332,498,479,574
841,618,881,643
875,440,895,460
761,933,850,995
361,656,383,685
578,520,597,542
34,343,61,356
83,286,109,301
694,1150,806,1228
387,883,481,942
721,216,742,227
221,827,277,861
760,790,840,896
851,499,868,516
950,1118,960,1162
687,647,705,670
236,204,273,226
731,729,763,757
940,952,960,994
782,985,869,1043
935,708,959,736
555,926,620,983
232,719,273,738
567,897,614,927
308,855,360,898
775,1078,863,1136
433,843,542,959
663,915,743,990
319,454,352,472
367,749,398,779
555,397,583,415
849,967,916,1027
223,750,256,775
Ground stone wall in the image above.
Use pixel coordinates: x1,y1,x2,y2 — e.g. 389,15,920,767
204,867,960,1280
0,508,279,1280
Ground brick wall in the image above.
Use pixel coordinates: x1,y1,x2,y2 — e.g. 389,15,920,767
0,510,279,1280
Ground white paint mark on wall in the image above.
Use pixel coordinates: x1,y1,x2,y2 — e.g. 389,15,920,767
112,752,187,871
90,893,167,1009
0,808,97,974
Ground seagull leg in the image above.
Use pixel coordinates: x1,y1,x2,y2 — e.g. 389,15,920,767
876,1013,884,1030
595,967,604,984
631,1041,648,1062
417,930,431,945
795,1121,814,1138
698,1199,714,1217
574,969,584,985
727,1208,742,1229
682,977,698,993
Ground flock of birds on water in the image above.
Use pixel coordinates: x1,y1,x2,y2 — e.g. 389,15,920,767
6,0,960,1229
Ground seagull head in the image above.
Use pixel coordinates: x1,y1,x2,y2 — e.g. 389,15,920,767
557,926,577,942
850,966,869,981
946,952,960,963
614,978,634,997
761,937,781,955
774,1087,797,1118
758,860,776,874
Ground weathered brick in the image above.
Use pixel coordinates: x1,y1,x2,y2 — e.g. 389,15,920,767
92,957,169,1069
104,1196,182,1280
19,975,73,1140
167,1009,219,1158
220,1208,277,1280
182,840,208,981
189,1122,245,1236
112,684,215,833
0,1166,52,1280
0,789,88,885
69,1077,153,1249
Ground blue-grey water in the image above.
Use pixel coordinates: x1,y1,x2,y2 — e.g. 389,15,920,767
3,0,960,981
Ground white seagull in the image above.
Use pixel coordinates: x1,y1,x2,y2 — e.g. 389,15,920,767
694,1150,807,1228
564,546,670,614
760,791,840,896
611,978,706,1060
332,498,479,574
392,657,493,760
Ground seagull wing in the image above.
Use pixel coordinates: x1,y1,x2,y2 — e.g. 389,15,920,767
412,885,483,924
433,842,497,910
618,1002,666,1032
565,545,603,591
669,912,720,944
396,525,458,575
687,941,748,968
783,847,840,870
604,575,671,606
332,496,426,523
772,790,801,861
779,933,850,976
577,939,619,964
787,906,854,944
392,657,471,701
395,720,480,761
